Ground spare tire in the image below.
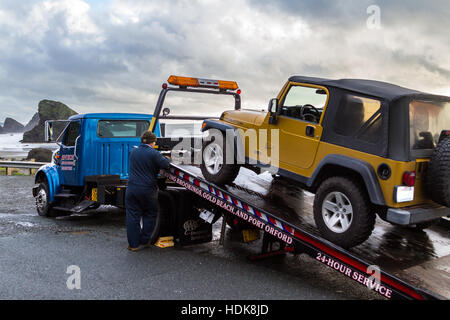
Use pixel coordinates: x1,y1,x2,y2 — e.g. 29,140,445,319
426,137,450,207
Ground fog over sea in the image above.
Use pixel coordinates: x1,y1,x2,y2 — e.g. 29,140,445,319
0,133,58,160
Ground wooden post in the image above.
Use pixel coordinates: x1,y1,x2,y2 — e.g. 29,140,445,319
30,159,36,175
5,159,12,175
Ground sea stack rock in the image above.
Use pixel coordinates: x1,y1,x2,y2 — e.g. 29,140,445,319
2,117,25,133
23,112,40,132
22,100,78,143
26,148,53,162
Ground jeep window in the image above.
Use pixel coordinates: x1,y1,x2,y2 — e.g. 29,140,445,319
410,100,450,151
97,120,150,138
62,121,80,147
280,85,328,123
333,95,382,143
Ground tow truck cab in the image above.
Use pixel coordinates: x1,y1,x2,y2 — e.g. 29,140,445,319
33,113,161,215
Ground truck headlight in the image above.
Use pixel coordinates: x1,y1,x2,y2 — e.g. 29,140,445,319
51,150,60,164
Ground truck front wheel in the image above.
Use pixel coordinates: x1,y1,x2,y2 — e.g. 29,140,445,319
313,176,376,248
35,183,60,217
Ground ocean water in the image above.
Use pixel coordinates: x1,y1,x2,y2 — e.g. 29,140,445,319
0,133,58,160
0,122,202,159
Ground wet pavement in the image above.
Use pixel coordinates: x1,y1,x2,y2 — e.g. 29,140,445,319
225,168,450,299
0,174,385,300
177,165,450,299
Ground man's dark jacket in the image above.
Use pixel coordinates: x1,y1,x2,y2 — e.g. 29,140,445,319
128,144,170,189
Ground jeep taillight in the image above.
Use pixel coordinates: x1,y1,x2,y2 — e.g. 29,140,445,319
402,171,416,187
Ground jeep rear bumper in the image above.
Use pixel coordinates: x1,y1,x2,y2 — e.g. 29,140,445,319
386,205,450,225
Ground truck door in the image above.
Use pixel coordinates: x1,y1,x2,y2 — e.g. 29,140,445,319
96,119,152,179
58,120,81,186
272,83,329,171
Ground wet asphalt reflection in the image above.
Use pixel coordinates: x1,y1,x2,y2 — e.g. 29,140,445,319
0,174,401,299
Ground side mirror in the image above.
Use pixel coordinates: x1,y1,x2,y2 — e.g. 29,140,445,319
268,98,278,113
162,107,171,117
45,121,53,142
268,98,279,124
44,120,70,144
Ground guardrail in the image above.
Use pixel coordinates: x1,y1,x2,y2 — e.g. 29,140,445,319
0,160,48,175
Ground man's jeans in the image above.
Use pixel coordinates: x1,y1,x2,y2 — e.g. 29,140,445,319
125,185,159,248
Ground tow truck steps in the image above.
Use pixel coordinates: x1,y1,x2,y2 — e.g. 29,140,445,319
53,199,96,213
54,193,78,199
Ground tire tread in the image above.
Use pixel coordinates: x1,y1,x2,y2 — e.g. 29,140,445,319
313,176,376,248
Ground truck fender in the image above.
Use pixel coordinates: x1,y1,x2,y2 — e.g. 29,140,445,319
201,119,236,133
33,164,61,203
307,154,386,206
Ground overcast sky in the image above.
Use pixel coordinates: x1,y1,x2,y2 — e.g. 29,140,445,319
0,0,449,124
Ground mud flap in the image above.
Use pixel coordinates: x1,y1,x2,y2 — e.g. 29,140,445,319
72,200,96,213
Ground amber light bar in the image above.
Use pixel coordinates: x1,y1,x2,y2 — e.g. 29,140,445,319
167,75,238,90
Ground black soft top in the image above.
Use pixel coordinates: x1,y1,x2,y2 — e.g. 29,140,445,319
289,75,450,102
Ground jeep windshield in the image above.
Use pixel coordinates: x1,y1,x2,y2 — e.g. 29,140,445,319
410,99,450,156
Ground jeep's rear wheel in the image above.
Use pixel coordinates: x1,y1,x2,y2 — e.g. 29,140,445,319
200,135,240,185
426,137,450,207
313,176,376,248
321,191,354,234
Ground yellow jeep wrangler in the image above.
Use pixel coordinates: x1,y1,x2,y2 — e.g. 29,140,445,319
200,76,450,248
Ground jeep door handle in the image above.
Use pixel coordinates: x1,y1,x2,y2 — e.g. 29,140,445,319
306,125,315,137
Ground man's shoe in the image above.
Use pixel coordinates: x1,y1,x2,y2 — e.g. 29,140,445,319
127,245,140,252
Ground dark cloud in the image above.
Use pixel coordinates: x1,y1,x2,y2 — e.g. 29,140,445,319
391,50,450,81
0,0,449,123
253,0,450,27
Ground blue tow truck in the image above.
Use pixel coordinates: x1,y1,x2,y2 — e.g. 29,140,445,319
33,113,162,216
31,110,215,245
32,76,240,218
31,77,234,244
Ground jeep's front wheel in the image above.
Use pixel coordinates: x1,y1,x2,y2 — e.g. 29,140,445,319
313,177,375,249
200,136,240,185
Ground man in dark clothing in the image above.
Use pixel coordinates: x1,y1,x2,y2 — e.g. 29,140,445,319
125,131,170,251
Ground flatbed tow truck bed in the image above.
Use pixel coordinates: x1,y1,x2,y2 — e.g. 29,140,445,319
162,163,450,300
